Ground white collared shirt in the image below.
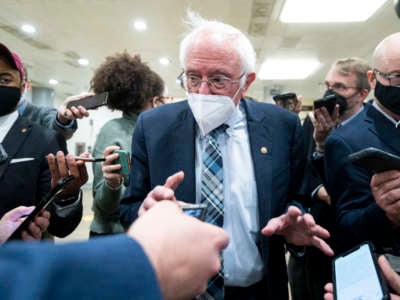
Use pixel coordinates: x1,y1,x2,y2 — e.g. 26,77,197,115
194,102,263,287
0,111,18,142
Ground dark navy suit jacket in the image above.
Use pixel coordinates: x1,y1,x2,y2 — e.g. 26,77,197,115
0,116,82,237
325,103,400,253
120,98,305,299
0,235,161,299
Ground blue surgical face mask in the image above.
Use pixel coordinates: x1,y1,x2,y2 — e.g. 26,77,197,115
18,85,30,107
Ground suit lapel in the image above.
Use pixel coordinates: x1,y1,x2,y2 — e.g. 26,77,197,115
166,103,196,203
366,105,400,155
242,99,272,227
0,117,32,182
2,117,32,160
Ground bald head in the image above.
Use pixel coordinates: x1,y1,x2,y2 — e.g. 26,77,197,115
372,32,400,70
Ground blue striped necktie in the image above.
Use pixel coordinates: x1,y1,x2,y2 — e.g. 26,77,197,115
199,124,228,300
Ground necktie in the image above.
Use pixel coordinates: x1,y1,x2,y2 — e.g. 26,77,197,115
199,124,228,300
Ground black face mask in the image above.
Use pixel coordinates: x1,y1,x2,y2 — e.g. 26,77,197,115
0,86,20,116
323,89,347,115
374,80,400,115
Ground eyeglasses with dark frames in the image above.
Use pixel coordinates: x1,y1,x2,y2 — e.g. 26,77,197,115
373,69,400,87
318,82,360,93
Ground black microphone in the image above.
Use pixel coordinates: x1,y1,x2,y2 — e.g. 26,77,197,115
395,0,400,18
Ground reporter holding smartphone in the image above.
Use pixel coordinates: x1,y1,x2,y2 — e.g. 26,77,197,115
324,255,400,300
0,44,88,241
0,43,90,141
0,201,229,300
89,52,166,237
288,58,372,300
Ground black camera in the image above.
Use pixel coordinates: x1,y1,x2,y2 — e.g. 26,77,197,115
273,92,298,112
272,92,297,102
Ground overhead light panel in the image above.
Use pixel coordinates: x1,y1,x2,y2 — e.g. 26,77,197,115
159,57,170,66
280,0,386,23
78,58,89,66
21,24,36,34
258,58,320,80
133,19,147,31
48,79,58,85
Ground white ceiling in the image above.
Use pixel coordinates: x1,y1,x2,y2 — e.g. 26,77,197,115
1,0,399,106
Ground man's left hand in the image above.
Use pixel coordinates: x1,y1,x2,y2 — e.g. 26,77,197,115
371,170,400,227
261,205,334,256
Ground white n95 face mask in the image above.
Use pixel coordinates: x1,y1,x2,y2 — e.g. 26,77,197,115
188,93,235,136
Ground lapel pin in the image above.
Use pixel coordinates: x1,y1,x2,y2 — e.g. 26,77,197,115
21,128,27,133
260,146,268,154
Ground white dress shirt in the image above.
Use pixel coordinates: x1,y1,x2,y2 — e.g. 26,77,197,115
195,102,263,287
0,111,18,142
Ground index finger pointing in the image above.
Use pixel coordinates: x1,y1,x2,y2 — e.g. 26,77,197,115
164,171,184,190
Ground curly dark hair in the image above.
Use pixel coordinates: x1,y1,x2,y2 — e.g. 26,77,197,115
90,52,164,113
149,70,164,99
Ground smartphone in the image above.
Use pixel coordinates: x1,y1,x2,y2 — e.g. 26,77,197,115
333,242,389,300
182,203,207,221
314,94,337,115
113,150,130,176
66,92,108,110
348,147,400,173
74,156,105,162
7,175,75,241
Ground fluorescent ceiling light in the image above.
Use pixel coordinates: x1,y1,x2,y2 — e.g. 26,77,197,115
48,79,58,85
78,58,89,66
280,0,386,23
21,24,36,34
258,58,320,80
133,19,147,31
159,57,170,66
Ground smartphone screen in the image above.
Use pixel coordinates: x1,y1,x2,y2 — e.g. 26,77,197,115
182,203,207,221
334,243,387,300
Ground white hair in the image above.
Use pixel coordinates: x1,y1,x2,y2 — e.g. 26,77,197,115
179,10,256,83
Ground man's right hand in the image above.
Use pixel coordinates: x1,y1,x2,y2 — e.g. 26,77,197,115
138,171,184,217
129,200,229,300
22,210,51,241
57,93,92,124
310,105,339,148
47,151,89,198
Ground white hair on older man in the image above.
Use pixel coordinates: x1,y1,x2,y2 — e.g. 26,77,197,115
179,10,256,86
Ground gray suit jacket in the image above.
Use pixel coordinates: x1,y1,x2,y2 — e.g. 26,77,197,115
21,102,77,140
